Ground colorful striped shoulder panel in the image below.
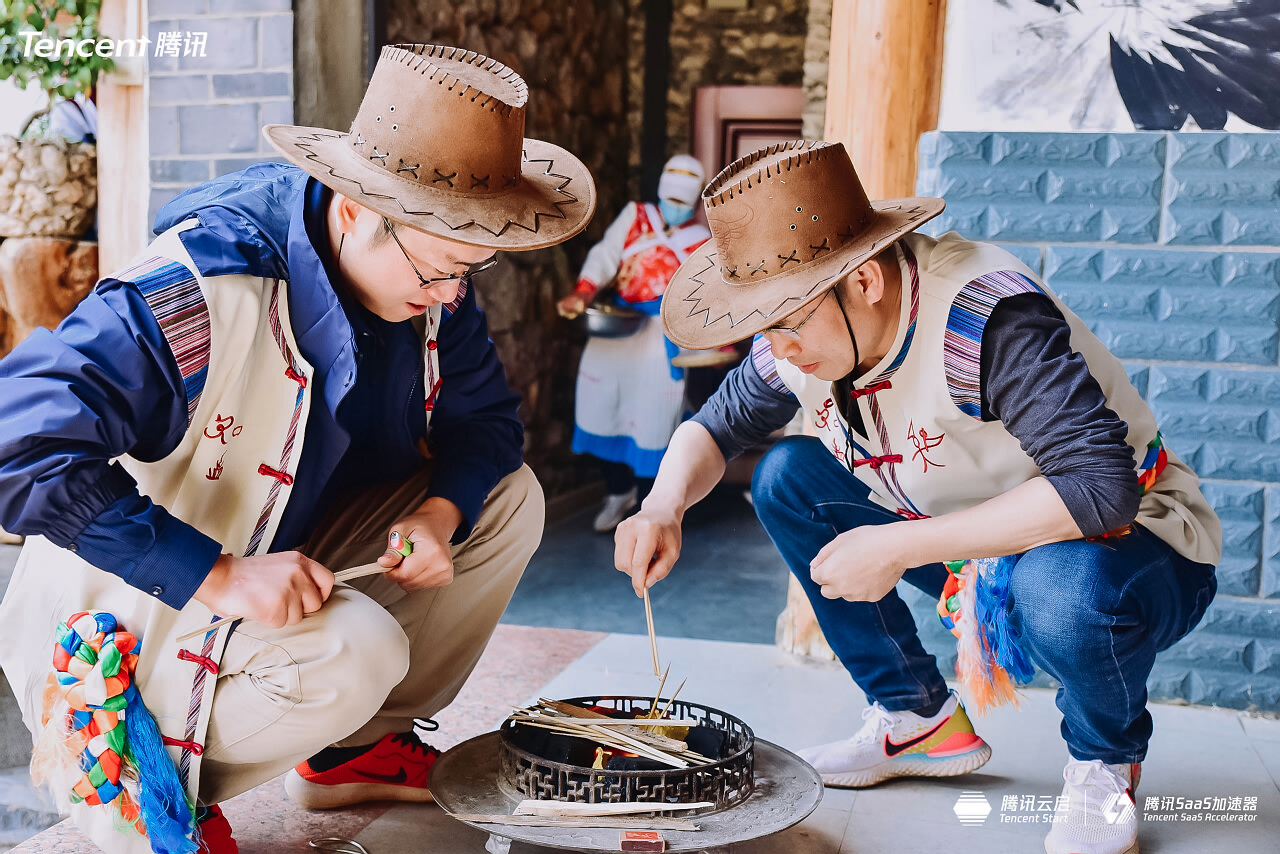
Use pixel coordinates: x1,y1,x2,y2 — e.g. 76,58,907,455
444,280,469,316
944,270,1043,418
750,334,791,394
114,256,210,426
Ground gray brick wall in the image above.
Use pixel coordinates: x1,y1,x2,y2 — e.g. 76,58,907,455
916,131,1280,714
147,0,292,229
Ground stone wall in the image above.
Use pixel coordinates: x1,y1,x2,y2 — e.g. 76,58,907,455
801,0,832,140
147,0,293,227
384,1,633,491
665,0,809,161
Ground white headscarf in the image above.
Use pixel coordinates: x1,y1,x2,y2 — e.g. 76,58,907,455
657,155,705,206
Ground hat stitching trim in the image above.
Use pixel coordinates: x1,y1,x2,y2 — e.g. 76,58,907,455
704,141,829,208
290,134,581,238
681,251,854,330
388,45,526,114
676,204,937,333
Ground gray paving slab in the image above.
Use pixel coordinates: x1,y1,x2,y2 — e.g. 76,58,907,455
502,489,790,644
354,633,1280,854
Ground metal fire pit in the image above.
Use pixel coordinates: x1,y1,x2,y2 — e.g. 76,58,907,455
432,732,823,853
498,696,754,814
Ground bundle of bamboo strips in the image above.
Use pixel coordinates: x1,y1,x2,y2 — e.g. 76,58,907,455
506,699,713,769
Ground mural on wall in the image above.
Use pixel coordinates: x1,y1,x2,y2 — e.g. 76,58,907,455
940,0,1280,132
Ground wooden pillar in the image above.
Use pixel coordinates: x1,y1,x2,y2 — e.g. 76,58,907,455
97,0,150,275
824,0,947,200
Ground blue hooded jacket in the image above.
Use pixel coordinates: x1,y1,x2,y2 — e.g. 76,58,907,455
0,163,524,609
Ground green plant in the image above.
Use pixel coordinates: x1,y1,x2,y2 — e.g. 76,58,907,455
0,1,113,110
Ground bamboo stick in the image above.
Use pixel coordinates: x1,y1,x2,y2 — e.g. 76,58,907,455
513,800,713,817
175,563,390,642
509,718,690,768
447,814,697,830
524,717,703,728
521,702,689,750
508,711,694,757
643,586,660,675
648,666,670,717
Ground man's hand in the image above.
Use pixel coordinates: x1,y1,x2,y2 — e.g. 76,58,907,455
614,507,683,597
377,497,462,591
557,294,587,319
810,524,911,602
193,552,335,628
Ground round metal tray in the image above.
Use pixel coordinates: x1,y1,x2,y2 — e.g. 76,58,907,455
432,731,823,853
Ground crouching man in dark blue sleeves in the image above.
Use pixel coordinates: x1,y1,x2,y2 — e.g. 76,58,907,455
0,45,594,854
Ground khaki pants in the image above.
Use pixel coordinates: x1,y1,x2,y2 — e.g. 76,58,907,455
197,464,544,803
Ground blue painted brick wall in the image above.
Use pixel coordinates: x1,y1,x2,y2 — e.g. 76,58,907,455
916,131,1280,714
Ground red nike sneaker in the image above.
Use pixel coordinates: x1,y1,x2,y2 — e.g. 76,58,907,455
195,804,238,854
284,720,439,809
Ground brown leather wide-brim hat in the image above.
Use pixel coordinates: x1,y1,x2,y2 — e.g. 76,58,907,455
662,140,944,349
265,44,595,251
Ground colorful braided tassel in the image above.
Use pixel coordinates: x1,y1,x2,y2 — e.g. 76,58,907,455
935,432,1171,713
32,612,198,854
940,558,1032,713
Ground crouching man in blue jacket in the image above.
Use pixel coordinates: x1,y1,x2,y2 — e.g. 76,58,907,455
0,45,595,854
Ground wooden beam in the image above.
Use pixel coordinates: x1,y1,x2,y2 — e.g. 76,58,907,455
824,0,947,200
96,0,149,275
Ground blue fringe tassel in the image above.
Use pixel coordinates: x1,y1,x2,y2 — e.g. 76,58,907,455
971,555,1035,686
122,686,198,854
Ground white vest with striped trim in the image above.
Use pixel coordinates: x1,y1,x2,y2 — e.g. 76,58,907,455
0,221,444,853
774,232,1220,567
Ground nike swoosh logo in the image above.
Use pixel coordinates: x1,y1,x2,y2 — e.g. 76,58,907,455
356,767,408,784
883,719,949,757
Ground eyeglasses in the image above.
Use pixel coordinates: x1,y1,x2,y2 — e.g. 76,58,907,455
761,290,830,340
382,217,498,289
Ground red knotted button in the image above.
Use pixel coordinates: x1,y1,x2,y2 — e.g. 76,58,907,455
257,464,294,485
850,380,892,400
162,736,204,756
852,454,903,470
176,649,219,675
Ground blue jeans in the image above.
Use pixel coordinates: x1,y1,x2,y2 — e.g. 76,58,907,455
751,436,1217,764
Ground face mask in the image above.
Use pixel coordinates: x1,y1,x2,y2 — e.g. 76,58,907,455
659,200,694,227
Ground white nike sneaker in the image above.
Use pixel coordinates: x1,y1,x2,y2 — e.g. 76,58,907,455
1044,758,1141,854
592,487,637,532
799,690,992,788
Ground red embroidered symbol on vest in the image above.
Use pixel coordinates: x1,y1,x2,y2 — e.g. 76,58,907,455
815,398,834,429
206,452,226,481
203,414,243,445
830,438,846,462
907,421,945,473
